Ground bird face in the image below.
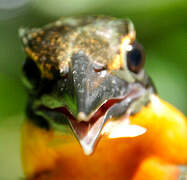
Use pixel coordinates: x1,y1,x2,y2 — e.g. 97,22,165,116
20,16,156,155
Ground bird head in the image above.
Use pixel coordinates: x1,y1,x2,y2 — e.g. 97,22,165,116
19,16,185,156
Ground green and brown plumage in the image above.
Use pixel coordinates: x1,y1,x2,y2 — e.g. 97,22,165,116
19,16,187,180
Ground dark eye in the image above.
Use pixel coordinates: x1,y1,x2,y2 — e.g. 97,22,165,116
126,41,145,73
23,57,41,89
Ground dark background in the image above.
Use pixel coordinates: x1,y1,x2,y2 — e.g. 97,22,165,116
0,0,186,178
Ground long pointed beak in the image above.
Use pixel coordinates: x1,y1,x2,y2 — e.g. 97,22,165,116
67,85,149,155
69,94,186,156
67,52,154,155
68,116,105,155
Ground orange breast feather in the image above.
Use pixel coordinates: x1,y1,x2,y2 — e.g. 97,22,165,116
22,95,187,180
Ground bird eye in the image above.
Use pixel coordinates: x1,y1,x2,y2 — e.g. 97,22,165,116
23,57,41,89
126,41,145,73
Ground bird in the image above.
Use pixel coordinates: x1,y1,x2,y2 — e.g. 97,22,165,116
19,16,187,180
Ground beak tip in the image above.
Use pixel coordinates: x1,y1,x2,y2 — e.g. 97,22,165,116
80,141,94,156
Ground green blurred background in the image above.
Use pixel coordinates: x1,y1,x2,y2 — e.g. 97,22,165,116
0,0,186,178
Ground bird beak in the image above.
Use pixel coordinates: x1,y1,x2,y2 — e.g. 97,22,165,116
45,53,186,156
68,92,186,156
64,53,153,155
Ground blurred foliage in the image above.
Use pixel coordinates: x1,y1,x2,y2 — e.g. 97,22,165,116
0,0,186,178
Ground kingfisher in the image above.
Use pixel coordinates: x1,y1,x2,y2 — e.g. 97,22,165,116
19,16,187,180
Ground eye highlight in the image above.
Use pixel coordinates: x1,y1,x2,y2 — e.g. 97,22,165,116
126,41,145,73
